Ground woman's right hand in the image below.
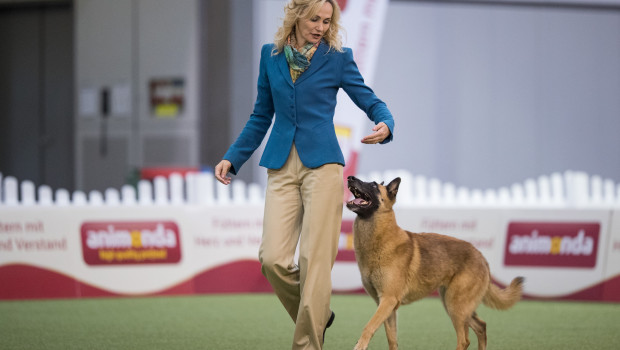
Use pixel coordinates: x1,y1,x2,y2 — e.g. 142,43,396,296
214,160,232,185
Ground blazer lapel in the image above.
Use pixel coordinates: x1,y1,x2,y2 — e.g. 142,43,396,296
276,51,294,88
294,42,329,86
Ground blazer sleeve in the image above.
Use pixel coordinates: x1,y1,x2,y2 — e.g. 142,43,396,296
340,48,394,144
223,44,276,175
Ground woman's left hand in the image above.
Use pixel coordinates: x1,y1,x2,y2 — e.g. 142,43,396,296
361,122,390,144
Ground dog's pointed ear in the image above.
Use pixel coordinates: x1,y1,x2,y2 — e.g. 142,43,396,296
387,177,401,199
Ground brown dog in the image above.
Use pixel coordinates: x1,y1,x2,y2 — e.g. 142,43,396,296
346,176,524,350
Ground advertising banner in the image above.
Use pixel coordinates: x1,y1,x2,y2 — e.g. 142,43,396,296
0,206,267,298
603,209,620,301
503,222,600,268
347,207,615,301
495,209,611,300
1,205,619,301
80,221,182,265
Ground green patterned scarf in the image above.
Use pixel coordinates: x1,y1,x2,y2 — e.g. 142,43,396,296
284,35,319,83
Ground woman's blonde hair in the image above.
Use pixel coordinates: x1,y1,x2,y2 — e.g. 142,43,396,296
272,0,344,54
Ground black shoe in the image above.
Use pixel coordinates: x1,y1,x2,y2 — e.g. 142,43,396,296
322,311,335,344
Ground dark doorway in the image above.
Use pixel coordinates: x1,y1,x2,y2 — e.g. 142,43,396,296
0,2,74,192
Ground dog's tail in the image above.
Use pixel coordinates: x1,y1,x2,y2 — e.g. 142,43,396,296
482,277,524,310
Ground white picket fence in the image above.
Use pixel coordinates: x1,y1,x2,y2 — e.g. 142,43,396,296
1,170,619,208
359,170,620,208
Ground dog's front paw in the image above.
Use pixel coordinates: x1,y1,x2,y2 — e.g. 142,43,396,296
353,340,368,350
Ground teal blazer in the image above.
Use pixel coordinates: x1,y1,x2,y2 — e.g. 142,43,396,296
223,41,394,175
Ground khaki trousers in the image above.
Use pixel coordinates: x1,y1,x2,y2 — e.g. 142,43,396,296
259,144,343,350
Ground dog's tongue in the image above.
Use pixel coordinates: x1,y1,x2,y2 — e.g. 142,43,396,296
352,198,366,205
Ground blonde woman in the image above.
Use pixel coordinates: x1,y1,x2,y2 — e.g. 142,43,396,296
215,0,394,348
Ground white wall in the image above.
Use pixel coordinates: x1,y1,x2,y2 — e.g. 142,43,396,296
359,1,620,189
251,1,620,189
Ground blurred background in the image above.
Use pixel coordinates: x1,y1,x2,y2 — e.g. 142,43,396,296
1,0,619,193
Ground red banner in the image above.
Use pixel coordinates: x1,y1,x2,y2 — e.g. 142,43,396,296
81,221,181,265
504,222,600,268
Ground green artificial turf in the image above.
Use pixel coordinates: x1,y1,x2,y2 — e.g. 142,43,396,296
1,294,619,349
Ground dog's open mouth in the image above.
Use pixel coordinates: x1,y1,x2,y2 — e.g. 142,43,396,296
347,186,371,207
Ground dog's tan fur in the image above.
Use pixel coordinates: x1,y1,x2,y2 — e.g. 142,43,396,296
347,177,523,350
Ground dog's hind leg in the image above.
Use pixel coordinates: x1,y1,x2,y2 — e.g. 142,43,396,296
444,266,489,350
468,312,487,350
440,286,470,349
443,289,479,350
455,318,471,350
353,297,400,350
384,310,398,350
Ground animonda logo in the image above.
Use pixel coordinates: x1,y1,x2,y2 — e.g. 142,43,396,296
81,221,181,265
504,222,600,268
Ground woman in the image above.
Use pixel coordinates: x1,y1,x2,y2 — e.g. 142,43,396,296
214,0,394,348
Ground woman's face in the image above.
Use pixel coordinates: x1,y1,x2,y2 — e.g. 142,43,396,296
295,1,333,47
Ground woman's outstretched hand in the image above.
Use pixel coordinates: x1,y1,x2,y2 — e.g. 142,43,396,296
361,122,390,144
214,160,232,185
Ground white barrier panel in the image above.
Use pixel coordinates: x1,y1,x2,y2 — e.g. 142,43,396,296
2,204,618,300
1,170,619,300
0,205,265,297
496,209,610,300
604,210,620,301
339,206,617,300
